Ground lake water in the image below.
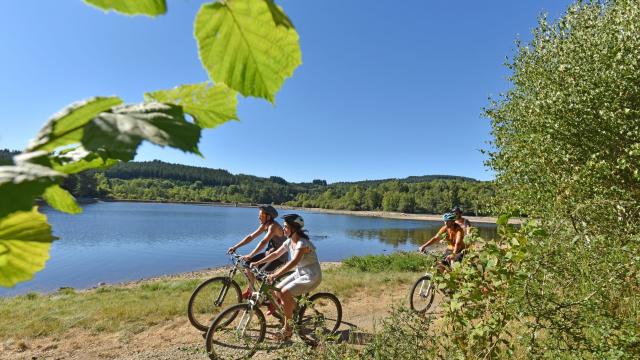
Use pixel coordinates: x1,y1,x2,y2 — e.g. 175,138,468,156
0,202,497,296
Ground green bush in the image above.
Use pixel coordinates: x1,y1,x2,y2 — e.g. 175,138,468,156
342,252,432,273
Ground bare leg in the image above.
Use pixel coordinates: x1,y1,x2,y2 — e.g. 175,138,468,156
278,290,295,333
244,269,256,291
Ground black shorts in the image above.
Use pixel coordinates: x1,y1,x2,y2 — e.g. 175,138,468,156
247,252,285,272
441,249,465,267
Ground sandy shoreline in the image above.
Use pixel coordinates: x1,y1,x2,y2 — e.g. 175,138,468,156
281,206,520,224
101,199,518,224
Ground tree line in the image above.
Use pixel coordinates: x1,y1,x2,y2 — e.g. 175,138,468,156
1,151,495,215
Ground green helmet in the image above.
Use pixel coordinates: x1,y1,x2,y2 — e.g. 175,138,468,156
442,212,456,221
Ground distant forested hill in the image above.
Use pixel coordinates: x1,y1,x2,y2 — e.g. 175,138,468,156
0,149,18,165
0,150,494,215
98,160,495,215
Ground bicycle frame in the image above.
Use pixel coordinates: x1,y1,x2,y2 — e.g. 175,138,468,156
244,267,308,323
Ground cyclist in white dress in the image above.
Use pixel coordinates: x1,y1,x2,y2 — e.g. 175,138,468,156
251,213,322,340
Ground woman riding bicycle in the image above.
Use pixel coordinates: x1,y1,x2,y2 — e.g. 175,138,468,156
227,205,287,298
251,213,322,341
419,212,466,270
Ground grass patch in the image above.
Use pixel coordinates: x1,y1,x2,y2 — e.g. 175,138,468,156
342,251,433,272
0,253,429,340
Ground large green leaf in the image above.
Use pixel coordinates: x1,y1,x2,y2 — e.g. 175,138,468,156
145,82,238,129
0,164,65,219
195,0,301,102
51,147,119,174
42,185,82,214
0,209,54,287
82,102,202,161
84,0,167,17
27,97,123,152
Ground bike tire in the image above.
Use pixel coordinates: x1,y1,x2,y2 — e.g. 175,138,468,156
205,303,266,360
296,292,342,345
187,276,242,332
408,274,435,313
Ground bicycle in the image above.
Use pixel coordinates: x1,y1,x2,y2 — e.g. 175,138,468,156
188,252,290,332
408,249,448,313
204,266,342,360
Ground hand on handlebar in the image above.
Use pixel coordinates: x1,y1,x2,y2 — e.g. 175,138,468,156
266,274,276,284
227,247,236,254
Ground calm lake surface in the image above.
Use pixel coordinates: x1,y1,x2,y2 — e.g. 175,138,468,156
0,202,497,296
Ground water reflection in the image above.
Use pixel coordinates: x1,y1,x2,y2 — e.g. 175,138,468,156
348,225,498,247
0,203,499,296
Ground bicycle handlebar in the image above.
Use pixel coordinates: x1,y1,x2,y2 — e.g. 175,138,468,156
228,251,250,269
228,251,270,281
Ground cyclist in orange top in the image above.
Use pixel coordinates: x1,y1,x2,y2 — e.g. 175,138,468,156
419,212,466,270
452,206,472,235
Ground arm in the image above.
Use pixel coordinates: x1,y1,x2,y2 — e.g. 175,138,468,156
419,226,446,252
243,224,278,259
464,219,472,235
251,242,288,267
227,224,266,253
269,246,309,281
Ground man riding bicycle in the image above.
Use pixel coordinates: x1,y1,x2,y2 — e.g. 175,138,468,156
227,205,287,299
419,212,466,270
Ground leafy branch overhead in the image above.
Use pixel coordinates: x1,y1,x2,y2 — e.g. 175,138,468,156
1,0,301,288
82,102,202,161
0,209,55,287
146,82,238,129
84,0,167,17
195,0,302,102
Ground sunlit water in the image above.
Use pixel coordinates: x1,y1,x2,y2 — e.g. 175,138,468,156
0,202,497,296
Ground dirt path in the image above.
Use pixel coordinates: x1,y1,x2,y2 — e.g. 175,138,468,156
1,282,441,360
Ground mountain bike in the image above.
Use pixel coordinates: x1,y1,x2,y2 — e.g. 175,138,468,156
188,252,290,332
187,252,248,331
408,249,443,313
204,266,342,360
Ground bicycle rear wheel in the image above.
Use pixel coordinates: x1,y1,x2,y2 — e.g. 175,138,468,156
296,292,342,345
205,303,266,360
188,277,241,332
408,274,435,313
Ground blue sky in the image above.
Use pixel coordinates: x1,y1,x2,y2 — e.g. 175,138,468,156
0,0,573,183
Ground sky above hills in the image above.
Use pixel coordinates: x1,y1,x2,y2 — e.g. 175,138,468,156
0,0,573,183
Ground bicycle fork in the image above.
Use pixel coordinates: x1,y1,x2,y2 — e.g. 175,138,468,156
419,274,434,298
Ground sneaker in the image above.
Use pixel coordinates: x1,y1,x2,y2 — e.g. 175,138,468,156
266,302,277,316
241,288,252,300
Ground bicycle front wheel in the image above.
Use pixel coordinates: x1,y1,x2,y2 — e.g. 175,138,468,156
188,277,241,332
205,303,266,360
297,292,342,345
408,274,435,313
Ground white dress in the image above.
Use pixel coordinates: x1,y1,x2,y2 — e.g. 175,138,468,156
276,237,322,296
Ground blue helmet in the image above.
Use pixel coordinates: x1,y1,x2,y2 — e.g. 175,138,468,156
442,212,456,221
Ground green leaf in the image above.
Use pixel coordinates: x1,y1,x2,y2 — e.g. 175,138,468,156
82,102,201,161
195,0,301,102
145,82,238,128
0,209,54,287
0,164,65,219
42,185,82,214
27,97,123,152
51,147,119,174
84,0,167,17
496,214,510,226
